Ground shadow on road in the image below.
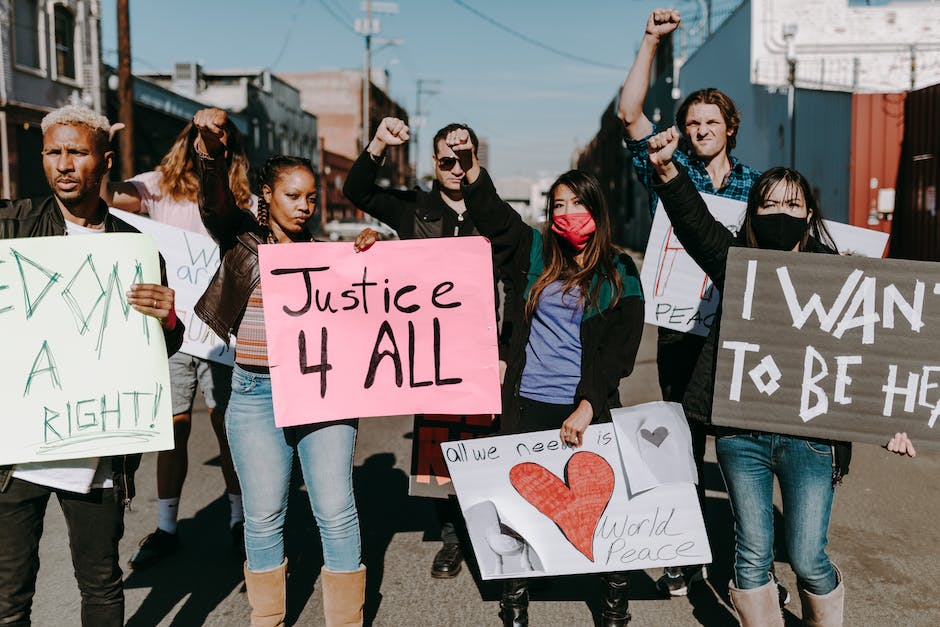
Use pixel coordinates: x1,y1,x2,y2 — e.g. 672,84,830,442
123,495,244,627
123,450,434,627
354,452,437,625
122,445,798,626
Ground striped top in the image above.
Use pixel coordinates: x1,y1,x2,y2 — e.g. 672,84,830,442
235,282,269,367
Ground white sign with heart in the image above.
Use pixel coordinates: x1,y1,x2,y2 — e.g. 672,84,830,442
612,402,699,495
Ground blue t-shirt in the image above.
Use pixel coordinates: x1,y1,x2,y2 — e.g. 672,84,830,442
520,281,583,404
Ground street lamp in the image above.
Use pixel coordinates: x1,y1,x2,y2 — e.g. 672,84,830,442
783,23,798,169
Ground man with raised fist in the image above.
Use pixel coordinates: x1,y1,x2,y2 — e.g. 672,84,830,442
617,7,762,600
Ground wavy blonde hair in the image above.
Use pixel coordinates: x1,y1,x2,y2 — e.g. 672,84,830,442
156,119,252,208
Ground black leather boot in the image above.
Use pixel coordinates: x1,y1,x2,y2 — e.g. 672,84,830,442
499,578,529,627
601,572,631,626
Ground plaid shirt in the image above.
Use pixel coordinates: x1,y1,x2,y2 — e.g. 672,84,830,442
626,128,761,213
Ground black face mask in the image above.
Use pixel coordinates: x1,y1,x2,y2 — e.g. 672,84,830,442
750,213,809,251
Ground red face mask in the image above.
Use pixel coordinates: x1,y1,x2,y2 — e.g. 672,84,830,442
551,212,596,251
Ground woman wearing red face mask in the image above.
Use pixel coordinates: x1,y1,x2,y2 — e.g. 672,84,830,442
451,130,645,627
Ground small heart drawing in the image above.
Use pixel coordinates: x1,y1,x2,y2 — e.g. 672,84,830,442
640,426,669,447
508,451,614,561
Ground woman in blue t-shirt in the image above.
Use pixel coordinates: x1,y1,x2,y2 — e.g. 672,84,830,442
453,128,645,627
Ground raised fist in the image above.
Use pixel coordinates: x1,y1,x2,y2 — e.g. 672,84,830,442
193,108,229,156
444,128,474,156
648,126,680,167
645,9,681,39
374,117,410,147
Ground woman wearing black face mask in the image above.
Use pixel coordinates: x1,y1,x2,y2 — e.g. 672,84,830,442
645,127,916,627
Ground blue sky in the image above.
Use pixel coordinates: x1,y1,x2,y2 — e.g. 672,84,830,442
100,1,688,179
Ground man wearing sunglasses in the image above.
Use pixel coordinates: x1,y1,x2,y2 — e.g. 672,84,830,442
344,117,480,238
344,118,502,581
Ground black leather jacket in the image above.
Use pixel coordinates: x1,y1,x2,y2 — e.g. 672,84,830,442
0,195,185,502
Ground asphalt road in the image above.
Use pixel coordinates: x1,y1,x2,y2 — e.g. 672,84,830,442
31,322,940,626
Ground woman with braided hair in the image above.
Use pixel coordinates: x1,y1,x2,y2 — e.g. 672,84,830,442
104,117,253,569
192,108,377,627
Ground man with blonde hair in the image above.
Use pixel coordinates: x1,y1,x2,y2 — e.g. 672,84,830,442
0,104,184,626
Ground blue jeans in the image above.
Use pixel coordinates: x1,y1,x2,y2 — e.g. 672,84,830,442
226,365,362,573
716,431,838,595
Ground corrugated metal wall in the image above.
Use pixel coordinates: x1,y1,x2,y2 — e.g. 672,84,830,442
890,84,940,261
848,93,905,236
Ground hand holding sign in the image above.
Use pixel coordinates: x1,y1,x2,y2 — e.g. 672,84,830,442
353,228,381,253
258,237,500,425
443,418,711,580
713,248,940,449
885,432,917,457
126,282,176,330
560,399,593,447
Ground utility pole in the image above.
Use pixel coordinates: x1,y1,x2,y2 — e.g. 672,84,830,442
356,1,399,151
413,79,439,186
783,24,798,169
116,0,134,179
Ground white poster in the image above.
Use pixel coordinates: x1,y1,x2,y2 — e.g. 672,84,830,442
110,209,234,364
443,403,711,580
0,234,174,464
640,193,891,336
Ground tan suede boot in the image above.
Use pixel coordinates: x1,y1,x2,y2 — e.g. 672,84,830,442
799,566,844,627
321,566,366,627
244,560,287,627
729,579,784,627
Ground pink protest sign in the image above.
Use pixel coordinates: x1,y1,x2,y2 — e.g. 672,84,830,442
258,237,501,426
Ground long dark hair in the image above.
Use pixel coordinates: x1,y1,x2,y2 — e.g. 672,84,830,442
739,167,838,252
255,155,318,244
525,170,625,318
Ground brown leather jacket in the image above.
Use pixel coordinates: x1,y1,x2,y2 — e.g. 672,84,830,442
193,155,269,345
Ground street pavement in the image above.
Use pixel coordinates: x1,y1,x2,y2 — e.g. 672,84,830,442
31,321,940,626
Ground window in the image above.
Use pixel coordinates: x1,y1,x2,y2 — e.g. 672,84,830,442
13,0,41,69
54,5,76,80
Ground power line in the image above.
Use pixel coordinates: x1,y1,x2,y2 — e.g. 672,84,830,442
271,0,309,69
451,0,625,71
317,0,357,34
326,0,355,23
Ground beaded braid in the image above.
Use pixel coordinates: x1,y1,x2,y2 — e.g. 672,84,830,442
255,196,276,244
256,155,318,244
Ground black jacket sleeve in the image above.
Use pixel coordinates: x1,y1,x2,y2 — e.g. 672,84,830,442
652,168,735,289
576,256,646,417
342,150,414,232
462,168,534,277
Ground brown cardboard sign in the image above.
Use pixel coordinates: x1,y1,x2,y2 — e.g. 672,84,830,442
712,248,940,449
408,413,497,498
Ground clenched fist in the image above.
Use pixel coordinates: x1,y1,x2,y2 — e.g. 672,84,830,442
645,9,681,39
368,117,410,158
193,108,229,157
648,126,681,182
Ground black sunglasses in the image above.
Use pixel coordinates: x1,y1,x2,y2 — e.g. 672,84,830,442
435,156,459,171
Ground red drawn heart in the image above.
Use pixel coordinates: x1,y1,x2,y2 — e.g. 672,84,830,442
509,451,615,562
